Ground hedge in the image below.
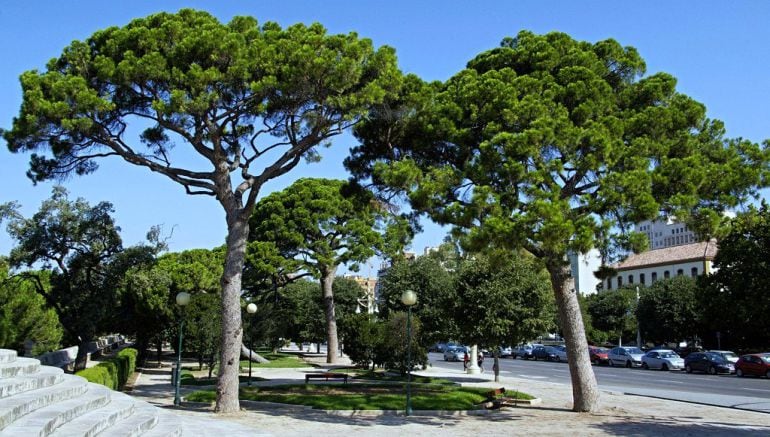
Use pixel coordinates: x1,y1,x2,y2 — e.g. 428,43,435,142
76,348,138,390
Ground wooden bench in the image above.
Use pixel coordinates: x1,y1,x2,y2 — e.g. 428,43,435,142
485,387,518,409
304,372,349,384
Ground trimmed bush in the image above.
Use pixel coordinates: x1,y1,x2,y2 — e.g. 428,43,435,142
76,347,138,390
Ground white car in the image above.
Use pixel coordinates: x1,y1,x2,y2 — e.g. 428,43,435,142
708,350,739,363
553,345,569,362
642,349,684,370
608,346,645,368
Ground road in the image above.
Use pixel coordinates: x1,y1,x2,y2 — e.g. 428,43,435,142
428,352,770,413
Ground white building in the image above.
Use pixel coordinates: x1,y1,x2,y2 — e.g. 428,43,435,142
603,240,718,291
568,248,602,295
635,218,697,250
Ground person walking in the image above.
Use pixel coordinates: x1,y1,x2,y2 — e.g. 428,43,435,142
477,351,484,372
463,350,470,370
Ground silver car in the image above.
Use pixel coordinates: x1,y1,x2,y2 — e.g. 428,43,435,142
642,349,684,370
443,346,465,362
608,346,645,368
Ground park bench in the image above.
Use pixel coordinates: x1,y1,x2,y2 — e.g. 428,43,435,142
484,387,519,409
304,372,349,384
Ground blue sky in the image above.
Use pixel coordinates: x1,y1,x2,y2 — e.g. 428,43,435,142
1,1,769,269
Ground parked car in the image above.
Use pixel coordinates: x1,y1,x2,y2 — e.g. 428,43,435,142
641,349,684,371
608,346,645,368
514,344,542,360
532,345,559,361
684,352,735,375
498,346,513,358
588,347,610,365
443,346,465,362
735,353,770,378
708,350,739,363
553,345,568,362
674,345,704,359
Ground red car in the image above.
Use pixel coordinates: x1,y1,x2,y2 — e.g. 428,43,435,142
735,353,770,378
589,347,610,365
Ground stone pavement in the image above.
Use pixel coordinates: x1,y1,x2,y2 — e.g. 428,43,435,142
130,354,770,436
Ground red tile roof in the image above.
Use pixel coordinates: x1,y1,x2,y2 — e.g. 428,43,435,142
612,240,718,271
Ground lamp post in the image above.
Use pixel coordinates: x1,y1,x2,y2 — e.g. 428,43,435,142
401,289,417,416
635,286,642,347
246,303,257,386
174,291,191,406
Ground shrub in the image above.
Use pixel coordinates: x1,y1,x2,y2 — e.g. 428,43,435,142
76,347,138,390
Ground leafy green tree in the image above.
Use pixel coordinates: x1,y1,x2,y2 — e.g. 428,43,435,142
4,9,400,412
1,187,128,369
183,292,222,377
702,204,770,350
453,250,555,382
339,313,384,370
249,178,409,363
377,246,459,344
586,287,638,344
347,31,770,411
380,311,427,375
636,276,701,345
0,259,63,356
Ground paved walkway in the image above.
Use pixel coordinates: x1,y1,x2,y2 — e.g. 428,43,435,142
130,354,770,436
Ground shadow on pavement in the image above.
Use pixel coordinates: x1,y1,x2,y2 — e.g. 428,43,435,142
592,415,770,436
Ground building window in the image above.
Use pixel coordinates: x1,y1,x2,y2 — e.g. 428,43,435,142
628,275,634,284
651,272,657,282
691,267,698,277
640,273,645,285
664,271,670,279
618,277,623,288
677,269,684,276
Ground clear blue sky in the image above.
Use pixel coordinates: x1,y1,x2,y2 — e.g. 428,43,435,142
2,1,769,267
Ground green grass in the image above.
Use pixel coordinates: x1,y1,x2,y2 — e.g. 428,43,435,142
186,383,533,410
180,370,266,386
239,352,310,369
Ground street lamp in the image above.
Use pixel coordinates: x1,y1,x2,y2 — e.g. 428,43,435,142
401,289,417,416
246,303,257,386
174,291,191,406
635,286,642,347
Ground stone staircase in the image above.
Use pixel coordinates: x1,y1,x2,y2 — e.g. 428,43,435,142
0,348,182,436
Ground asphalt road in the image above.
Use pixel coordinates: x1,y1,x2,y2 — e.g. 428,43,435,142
428,352,770,413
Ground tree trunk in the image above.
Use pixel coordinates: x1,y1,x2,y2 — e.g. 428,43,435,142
493,353,500,383
215,215,248,413
321,266,339,364
240,344,270,363
156,337,162,367
74,337,90,372
546,259,600,412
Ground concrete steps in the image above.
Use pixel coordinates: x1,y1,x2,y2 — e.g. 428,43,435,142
0,349,182,436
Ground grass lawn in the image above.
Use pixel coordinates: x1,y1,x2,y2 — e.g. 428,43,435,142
180,369,266,386
186,383,533,410
239,352,310,369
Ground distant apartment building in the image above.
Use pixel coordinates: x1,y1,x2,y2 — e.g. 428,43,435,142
636,218,697,250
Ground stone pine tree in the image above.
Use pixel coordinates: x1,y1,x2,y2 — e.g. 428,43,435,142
347,31,770,411
248,178,410,363
3,9,400,412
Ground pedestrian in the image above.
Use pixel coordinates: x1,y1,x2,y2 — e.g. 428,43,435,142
477,351,484,372
463,350,470,369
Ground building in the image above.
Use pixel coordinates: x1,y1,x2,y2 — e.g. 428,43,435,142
343,274,378,314
635,218,698,250
603,240,718,291
568,248,602,296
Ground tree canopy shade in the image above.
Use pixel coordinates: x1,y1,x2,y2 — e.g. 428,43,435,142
347,31,770,412
248,178,409,363
3,9,401,412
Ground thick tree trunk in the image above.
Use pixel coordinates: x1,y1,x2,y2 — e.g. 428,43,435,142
240,344,270,363
493,353,500,383
546,259,600,412
321,267,339,364
215,216,248,413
